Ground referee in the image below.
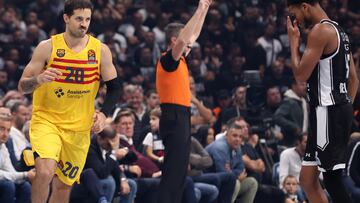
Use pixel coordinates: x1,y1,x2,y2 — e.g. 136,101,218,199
156,0,212,202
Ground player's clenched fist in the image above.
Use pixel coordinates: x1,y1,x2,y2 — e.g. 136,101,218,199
37,68,62,84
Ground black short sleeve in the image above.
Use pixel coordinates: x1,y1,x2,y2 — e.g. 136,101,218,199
160,50,180,72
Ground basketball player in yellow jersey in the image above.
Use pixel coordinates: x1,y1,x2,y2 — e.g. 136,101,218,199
18,1,121,203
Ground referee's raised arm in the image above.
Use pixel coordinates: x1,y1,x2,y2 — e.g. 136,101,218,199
156,1,213,203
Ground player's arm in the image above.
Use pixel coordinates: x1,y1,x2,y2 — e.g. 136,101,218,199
18,40,61,94
171,0,212,60
348,53,359,102
290,24,328,82
99,43,121,117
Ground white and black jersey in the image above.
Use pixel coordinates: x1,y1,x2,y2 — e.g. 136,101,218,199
307,19,352,107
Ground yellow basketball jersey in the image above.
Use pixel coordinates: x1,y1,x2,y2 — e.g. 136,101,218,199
32,33,101,131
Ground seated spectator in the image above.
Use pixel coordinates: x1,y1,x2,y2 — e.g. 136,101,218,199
344,134,360,202
221,85,248,125
0,113,34,203
71,126,137,203
239,117,286,203
115,110,159,178
5,102,31,171
193,125,215,148
282,175,306,203
142,107,164,167
190,75,216,133
206,121,258,203
189,136,236,203
116,110,198,203
273,79,308,147
279,133,307,193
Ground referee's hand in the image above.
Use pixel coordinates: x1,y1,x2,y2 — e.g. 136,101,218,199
91,110,106,133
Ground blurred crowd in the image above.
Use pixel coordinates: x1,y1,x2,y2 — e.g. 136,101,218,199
1,0,360,203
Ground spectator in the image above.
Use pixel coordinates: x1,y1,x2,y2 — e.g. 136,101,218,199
0,112,34,203
273,79,308,147
73,125,137,203
236,117,286,203
142,107,165,167
189,136,236,203
344,135,360,202
221,85,248,125
206,121,258,203
190,75,216,132
257,23,283,68
193,125,215,148
279,133,308,201
282,175,306,203
8,102,30,162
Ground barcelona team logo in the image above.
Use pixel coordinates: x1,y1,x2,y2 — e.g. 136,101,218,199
88,49,96,63
56,49,65,57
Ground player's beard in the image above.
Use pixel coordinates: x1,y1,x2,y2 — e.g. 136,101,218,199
69,26,87,38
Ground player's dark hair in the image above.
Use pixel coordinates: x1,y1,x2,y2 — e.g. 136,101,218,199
64,0,93,17
287,0,319,6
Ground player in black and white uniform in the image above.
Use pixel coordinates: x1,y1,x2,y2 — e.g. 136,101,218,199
287,0,359,203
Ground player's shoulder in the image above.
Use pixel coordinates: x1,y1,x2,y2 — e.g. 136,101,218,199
34,38,52,57
310,22,336,38
37,38,52,49
99,42,112,57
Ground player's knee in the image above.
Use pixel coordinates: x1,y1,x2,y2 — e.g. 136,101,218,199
35,162,56,182
35,168,55,182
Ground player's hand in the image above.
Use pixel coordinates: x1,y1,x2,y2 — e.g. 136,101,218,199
37,68,62,85
91,111,106,133
287,16,301,49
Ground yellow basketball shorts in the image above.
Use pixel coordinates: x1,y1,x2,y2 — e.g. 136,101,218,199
29,118,90,186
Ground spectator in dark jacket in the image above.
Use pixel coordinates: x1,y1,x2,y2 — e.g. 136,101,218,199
273,79,308,147
70,126,137,203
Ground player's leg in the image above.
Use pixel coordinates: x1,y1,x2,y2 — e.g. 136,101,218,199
299,165,328,203
321,104,353,203
48,176,72,203
30,120,62,203
51,129,90,203
300,105,328,203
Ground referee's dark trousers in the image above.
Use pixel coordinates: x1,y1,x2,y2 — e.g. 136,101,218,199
158,103,191,203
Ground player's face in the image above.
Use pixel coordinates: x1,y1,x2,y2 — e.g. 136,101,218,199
0,120,11,144
288,4,312,29
64,8,92,38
